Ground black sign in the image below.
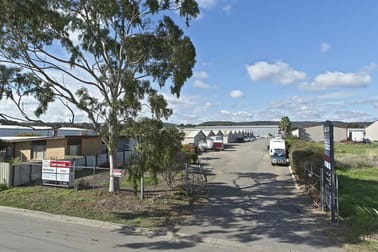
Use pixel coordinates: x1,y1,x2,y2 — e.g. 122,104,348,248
323,121,336,223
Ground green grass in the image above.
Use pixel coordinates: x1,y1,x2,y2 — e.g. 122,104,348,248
337,167,378,228
0,182,192,228
288,139,378,249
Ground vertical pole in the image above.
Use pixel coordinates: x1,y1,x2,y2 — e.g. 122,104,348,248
320,166,324,211
140,173,144,200
184,163,189,195
329,124,336,224
93,165,96,190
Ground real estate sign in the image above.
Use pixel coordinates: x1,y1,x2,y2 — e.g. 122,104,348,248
42,160,74,188
323,121,336,223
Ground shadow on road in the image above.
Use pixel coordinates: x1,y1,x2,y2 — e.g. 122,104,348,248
113,141,342,251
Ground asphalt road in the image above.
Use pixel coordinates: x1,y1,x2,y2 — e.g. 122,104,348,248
0,139,343,251
174,139,343,251
0,206,237,252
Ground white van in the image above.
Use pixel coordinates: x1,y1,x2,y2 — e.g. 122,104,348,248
269,138,286,156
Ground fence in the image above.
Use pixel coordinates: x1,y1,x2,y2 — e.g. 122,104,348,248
0,162,42,187
303,160,321,206
303,160,339,220
0,152,208,195
183,161,207,195
0,151,132,187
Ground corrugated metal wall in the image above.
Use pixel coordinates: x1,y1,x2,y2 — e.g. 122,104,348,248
0,162,11,187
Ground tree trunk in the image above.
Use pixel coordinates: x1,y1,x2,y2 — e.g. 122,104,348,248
108,152,120,192
108,121,120,193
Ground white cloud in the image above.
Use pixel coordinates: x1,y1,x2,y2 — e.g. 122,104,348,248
192,71,214,89
193,71,209,79
222,4,232,14
299,70,372,91
192,79,213,89
230,90,244,98
246,61,306,84
197,0,218,9
320,42,330,53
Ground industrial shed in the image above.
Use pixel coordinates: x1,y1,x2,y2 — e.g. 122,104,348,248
366,121,378,141
201,130,215,138
294,125,347,142
0,125,53,137
180,129,207,146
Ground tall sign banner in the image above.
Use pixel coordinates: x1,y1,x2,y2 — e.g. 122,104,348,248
323,121,336,223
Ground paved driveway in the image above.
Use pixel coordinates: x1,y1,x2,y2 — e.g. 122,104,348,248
174,139,343,252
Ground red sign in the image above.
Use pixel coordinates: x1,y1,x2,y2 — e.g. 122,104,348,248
50,160,71,168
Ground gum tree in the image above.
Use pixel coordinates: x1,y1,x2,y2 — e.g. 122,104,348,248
0,0,199,192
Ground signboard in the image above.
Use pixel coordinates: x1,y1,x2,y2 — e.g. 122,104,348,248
113,169,123,177
42,160,74,188
323,121,336,223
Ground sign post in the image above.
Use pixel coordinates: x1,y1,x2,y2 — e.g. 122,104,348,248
323,121,337,223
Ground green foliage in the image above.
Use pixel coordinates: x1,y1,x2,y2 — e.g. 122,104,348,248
126,118,184,194
337,168,378,242
75,179,91,191
288,139,323,182
0,182,8,191
280,116,291,136
0,0,199,192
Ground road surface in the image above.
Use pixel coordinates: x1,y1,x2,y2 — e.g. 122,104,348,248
0,139,343,251
173,139,343,251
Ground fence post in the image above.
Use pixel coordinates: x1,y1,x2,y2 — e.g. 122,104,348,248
93,165,96,190
320,166,324,211
11,164,15,187
29,164,32,185
184,163,189,195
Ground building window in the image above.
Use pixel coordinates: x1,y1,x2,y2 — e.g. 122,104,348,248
67,137,81,156
32,141,46,160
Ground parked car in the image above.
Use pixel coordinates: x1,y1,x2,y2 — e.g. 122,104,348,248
197,140,208,152
271,151,289,166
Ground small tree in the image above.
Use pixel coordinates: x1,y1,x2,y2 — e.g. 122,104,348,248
0,0,199,192
280,116,291,136
159,127,185,189
127,118,184,198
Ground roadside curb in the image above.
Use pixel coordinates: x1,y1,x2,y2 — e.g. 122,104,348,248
0,205,248,249
0,205,144,233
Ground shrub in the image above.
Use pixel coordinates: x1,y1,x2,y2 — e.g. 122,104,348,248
75,179,91,191
288,140,323,183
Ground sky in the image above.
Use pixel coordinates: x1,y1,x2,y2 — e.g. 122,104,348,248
162,0,378,124
1,0,378,125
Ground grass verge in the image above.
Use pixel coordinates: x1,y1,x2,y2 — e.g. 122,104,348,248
0,183,194,228
288,139,378,250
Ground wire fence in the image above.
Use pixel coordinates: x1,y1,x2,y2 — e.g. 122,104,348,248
183,161,207,196
303,160,321,207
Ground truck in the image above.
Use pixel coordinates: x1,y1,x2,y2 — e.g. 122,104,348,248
209,135,224,151
269,137,286,156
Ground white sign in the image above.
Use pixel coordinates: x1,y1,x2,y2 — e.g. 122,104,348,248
42,160,74,187
113,169,123,177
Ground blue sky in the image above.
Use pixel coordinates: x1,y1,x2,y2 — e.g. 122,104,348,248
2,0,378,125
163,0,378,124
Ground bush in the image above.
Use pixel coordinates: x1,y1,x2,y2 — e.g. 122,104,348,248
0,183,8,191
75,179,91,191
288,140,323,183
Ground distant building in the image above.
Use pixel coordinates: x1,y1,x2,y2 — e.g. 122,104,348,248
55,127,96,136
180,129,207,147
347,128,366,142
293,125,347,142
366,121,378,141
0,125,53,137
1,135,104,162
